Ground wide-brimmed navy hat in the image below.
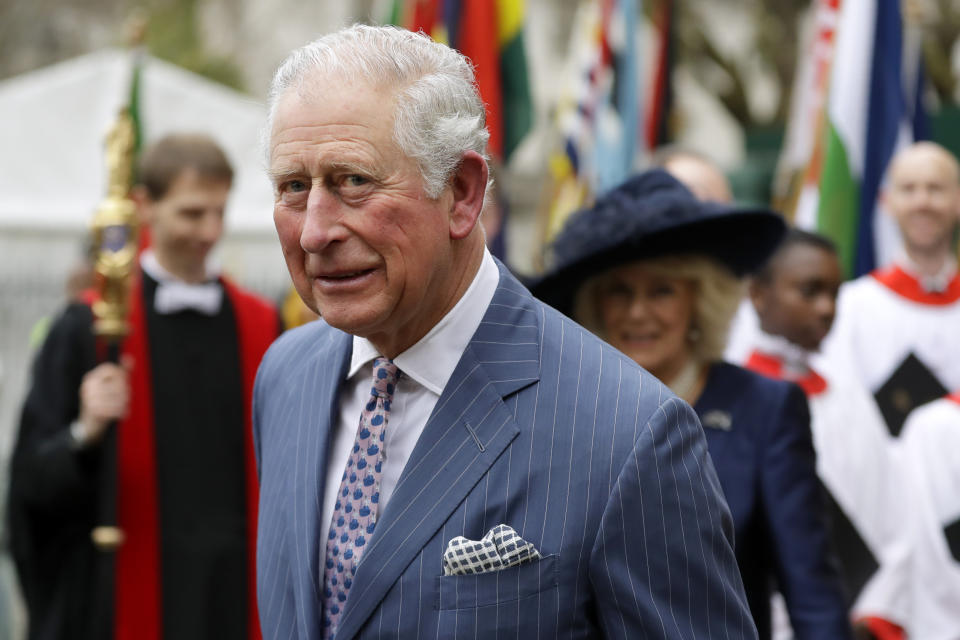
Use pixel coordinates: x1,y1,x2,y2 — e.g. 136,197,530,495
532,168,786,315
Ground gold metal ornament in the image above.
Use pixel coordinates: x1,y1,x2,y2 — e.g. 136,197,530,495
90,110,139,341
91,525,127,551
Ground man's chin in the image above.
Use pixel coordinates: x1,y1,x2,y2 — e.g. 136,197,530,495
902,223,953,251
316,308,381,337
797,331,826,353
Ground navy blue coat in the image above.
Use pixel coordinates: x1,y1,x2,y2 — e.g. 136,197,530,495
695,362,851,640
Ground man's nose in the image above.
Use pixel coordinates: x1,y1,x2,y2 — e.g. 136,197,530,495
300,186,348,252
815,294,836,322
912,187,934,208
200,212,223,243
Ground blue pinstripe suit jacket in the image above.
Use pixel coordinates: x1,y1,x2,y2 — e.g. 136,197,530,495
253,263,758,639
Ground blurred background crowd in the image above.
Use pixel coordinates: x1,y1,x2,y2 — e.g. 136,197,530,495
2,0,960,638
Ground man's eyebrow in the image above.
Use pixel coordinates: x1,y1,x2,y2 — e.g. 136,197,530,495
267,161,373,182
327,160,372,175
267,167,302,183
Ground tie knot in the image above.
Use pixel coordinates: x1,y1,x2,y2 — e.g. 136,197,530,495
370,357,400,399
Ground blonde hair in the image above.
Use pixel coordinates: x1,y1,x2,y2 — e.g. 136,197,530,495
573,254,744,364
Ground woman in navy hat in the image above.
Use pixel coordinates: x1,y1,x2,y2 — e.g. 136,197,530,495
533,169,852,640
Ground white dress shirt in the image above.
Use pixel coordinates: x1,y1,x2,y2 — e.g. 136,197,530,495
140,250,223,315
319,248,500,548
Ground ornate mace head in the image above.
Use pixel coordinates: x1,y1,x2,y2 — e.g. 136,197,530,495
90,109,140,341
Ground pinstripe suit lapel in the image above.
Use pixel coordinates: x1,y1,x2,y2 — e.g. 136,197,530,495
291,329,352,633
334,267,541,639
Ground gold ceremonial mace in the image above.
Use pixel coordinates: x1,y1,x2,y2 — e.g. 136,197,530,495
89,109,140,551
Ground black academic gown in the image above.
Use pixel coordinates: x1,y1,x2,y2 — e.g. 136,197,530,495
8,272,272,640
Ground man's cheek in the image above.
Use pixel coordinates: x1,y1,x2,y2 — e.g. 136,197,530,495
278,225,303,253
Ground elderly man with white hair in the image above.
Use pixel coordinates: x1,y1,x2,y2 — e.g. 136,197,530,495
253,24,755,640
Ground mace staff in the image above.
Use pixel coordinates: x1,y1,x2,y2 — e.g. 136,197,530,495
89,108,140,553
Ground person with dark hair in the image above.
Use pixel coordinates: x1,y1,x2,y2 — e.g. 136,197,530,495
750,230,841,352
136,134,234,199
743,229,911,638
534,170,852,640
8,133,280,639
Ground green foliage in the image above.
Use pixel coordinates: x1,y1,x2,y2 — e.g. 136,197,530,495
667,0,960,128
922,0,960,104
130,0,246,92
676,0,803,128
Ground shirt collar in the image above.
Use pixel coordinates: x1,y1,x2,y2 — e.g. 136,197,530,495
348,248,501,394
895,251,958,293
140,250,224,315
752,328,814,377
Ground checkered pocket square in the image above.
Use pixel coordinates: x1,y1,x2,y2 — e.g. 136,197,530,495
442,524,542,576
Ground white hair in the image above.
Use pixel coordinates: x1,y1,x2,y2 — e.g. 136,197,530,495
266,24,491,199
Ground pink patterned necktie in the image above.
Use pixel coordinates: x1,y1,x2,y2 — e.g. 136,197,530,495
322,357,400,639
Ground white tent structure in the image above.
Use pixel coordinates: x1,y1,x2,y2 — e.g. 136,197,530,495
0,48,277,232
0,51,291,526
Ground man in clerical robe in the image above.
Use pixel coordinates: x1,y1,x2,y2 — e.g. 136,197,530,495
743,229,914,639
8,134,279,640
821,141,960,437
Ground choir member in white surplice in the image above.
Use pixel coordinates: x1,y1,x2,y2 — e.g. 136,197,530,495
821,142,960,438
740,230,913,639
899,393,960,639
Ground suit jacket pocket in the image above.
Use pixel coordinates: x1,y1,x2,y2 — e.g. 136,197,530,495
435,554,558,610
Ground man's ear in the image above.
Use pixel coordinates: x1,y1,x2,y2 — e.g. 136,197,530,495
130,185,154,227
878,184,891,216
448,150,488,240
747,277,767,316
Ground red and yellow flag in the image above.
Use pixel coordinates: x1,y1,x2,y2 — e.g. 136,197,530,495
389,0,533,162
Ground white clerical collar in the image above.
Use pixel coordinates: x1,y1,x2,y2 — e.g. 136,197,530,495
140,250,223,315
752,329,814,377
895,251,958,293
349,248,501,395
